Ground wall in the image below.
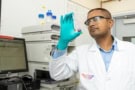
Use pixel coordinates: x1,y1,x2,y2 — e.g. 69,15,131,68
102,0,135,15
0,0,67,37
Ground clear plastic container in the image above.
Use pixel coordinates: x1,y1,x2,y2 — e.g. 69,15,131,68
38,13,45,25
46,10,53,23
52,15,57,24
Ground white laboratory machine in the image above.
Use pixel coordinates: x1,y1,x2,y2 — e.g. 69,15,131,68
21,24,78,90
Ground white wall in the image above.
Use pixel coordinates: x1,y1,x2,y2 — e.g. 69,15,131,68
102,0,135,15
0,0,67,37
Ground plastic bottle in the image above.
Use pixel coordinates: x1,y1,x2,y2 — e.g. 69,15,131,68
38,13,45,25
46,10,53,23
52,15,57,24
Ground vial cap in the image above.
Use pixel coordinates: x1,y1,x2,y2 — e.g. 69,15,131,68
46,10,52,16
38,14,44,19
52,15,56,19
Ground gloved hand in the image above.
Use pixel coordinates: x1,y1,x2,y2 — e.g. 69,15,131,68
57,13,82,50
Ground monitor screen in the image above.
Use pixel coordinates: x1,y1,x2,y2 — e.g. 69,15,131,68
0,35,28,74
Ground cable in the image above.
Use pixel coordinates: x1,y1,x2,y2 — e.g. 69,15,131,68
19,77,28,90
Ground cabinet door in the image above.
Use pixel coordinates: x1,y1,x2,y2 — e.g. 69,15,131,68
113,15,135,40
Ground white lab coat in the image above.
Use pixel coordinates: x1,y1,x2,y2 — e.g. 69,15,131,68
49,38,135,90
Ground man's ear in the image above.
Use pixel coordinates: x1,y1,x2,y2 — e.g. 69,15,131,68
109,19,114,27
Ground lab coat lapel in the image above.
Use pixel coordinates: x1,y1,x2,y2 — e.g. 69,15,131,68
87,43,106,78
107,38,125,73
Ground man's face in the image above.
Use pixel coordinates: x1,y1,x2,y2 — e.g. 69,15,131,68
86,10,113,39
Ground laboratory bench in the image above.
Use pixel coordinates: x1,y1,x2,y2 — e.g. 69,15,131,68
40,79,78,90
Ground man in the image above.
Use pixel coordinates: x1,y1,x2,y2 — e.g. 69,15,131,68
49,8,135,90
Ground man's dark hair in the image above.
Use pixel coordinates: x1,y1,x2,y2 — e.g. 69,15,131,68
88,8,112,19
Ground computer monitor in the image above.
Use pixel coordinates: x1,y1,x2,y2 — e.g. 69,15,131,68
0,35,28,74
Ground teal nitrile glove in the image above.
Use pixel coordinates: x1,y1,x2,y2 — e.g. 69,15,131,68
57,13,82,50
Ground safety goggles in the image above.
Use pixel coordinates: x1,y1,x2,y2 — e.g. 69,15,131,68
84,16,110,26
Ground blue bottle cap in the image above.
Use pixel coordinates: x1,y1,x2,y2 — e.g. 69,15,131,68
38,14,44,19
46,10,52,16
52,15,56,19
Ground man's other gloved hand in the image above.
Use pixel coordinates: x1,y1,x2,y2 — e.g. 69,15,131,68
57,13,82,50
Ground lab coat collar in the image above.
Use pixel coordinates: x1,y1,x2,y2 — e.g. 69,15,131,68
88,37,122,52
114,38,126,51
